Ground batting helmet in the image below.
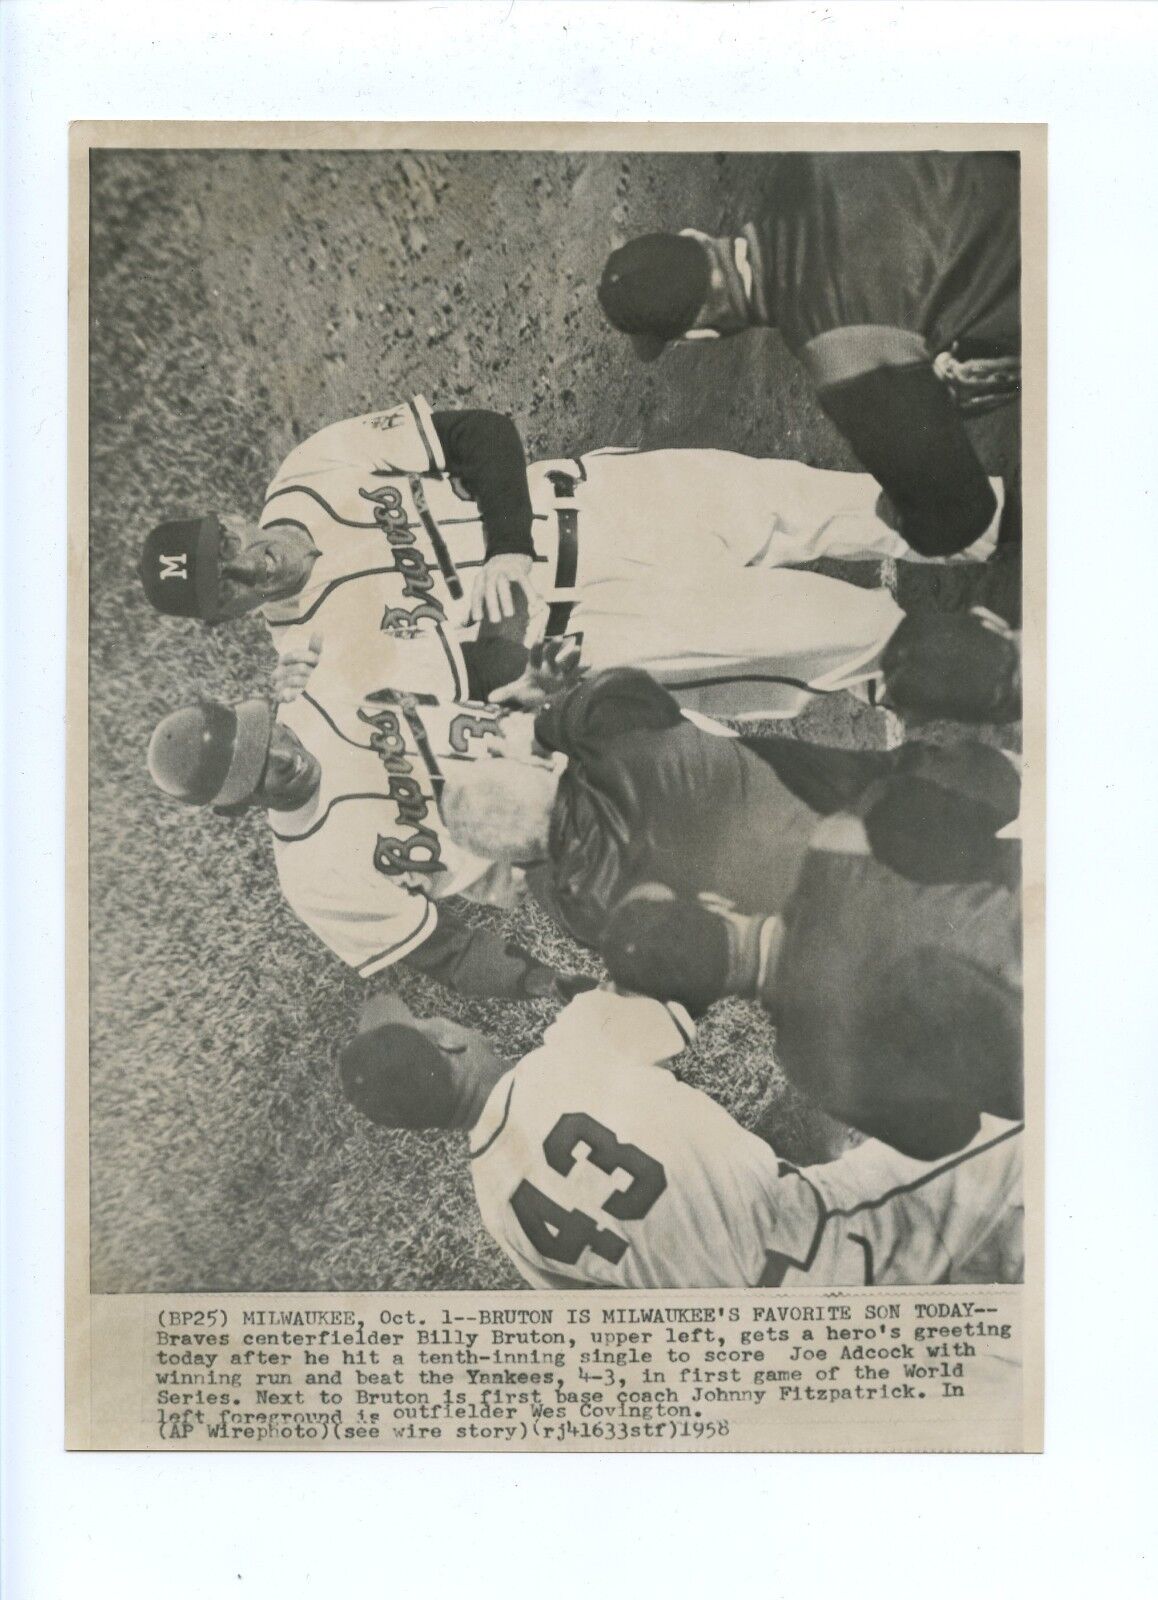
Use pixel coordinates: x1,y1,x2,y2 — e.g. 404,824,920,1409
147,698,273,810
138,517,224,619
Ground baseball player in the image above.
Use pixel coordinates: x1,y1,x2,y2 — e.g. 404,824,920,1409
137,396,914,720
598,152,1021,559
438,666,1018,951
144,657,591,999
340,987,1023,1288
600,755,1023,1165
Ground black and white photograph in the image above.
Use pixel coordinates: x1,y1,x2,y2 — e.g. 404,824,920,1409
12,0,1158,1587
84,132,1033,1306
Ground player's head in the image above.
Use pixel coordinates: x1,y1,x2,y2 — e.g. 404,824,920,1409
139,515,318,622
881,609,1021,722
339,1015,505,1134
440,758,560,866
147,698,320,813
601,884,735,1016
597,233,712,361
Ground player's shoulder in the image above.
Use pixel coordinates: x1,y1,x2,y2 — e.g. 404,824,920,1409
266,396,443,491
542,988,695,1064
469,1066,521,1161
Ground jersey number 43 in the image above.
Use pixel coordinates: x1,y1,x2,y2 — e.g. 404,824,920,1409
510,1113,667,1266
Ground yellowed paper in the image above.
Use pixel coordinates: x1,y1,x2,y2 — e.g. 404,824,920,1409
68,121,1044,1453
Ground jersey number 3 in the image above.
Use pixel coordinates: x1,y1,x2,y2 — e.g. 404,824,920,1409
510,1113,667,1266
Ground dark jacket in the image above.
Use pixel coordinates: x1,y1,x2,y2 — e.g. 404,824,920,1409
531,669,892,947
761,738,1023,1159
767,845,1023,1161
747,152,1020,554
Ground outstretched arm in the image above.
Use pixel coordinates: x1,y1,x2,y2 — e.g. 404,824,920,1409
430,409,538,625
401,911,593,1003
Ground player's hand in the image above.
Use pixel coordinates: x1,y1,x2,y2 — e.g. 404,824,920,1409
492,637,586,709
468,553,535,626
969,605,1017,640
271,632,323,703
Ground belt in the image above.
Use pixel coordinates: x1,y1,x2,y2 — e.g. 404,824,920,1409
545,471,579,637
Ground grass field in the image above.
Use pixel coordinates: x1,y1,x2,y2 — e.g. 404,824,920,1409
88,149,1021,1292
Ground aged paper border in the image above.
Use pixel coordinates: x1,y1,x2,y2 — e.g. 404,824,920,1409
66,119,1045,1453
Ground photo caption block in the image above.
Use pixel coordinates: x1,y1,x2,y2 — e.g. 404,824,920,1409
72,1289,1026,1453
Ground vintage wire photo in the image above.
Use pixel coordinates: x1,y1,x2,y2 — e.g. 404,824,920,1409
68,123,1044,1452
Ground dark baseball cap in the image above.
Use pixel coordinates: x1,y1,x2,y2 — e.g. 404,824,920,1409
881,611,1020,722
597,233,711,362
339,1024,458,1130
138,516,224,619
601,886,730,1016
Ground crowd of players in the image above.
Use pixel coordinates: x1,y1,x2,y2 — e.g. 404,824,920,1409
138,151,1026,1290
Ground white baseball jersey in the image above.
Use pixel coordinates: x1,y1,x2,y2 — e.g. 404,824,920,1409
255,399,932,719
470,990,1023,1289
259,396,568,700
270,686,525,977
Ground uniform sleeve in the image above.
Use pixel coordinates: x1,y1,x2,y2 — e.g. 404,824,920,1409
430,409,536,559
270,396,446,484
533,668,684,756
816,364,998,556
544,988,695,1063
400,913,566,1000
312,883,439,979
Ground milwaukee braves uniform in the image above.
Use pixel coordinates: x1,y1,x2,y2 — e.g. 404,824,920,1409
469,989,1023,1289
259,398,906,720
270,685,526,977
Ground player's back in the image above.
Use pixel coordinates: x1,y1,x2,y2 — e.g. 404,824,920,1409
757,152,1021,360
795,1117,1024,1287
469,991,803,1290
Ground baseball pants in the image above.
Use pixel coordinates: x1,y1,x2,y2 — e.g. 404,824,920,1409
526,448,911,718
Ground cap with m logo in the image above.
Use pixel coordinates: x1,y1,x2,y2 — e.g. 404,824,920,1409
138,516,224,619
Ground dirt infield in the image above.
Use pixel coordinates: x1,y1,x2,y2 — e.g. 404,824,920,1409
87,149,1020,1292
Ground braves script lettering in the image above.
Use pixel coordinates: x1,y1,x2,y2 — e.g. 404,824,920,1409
358,702,446,881
359,482,448,638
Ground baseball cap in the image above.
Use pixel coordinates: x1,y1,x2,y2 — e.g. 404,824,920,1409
138,516,225,619
147,697,273,809
339,1024,458,1130
880,611,1020,722
597,234,711,362
601,887,730,1016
